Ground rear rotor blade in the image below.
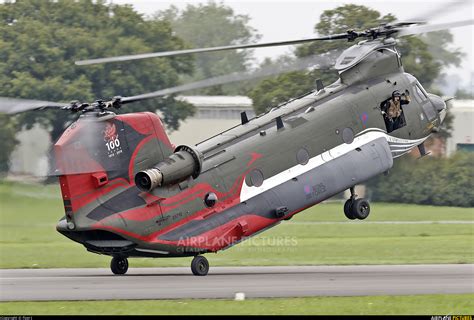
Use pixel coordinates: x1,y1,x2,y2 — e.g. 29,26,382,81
121,51,339,104
397,19,474,37
0,97,65,114
405,0,472,23
75,33,348,66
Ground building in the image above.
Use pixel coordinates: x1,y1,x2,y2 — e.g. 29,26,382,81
445,99,474,156
9,124,51,178
169,95,254,146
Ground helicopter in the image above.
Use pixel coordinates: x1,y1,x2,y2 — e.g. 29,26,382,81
1,12,472,276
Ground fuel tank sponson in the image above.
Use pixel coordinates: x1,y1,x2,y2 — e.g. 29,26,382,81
135,145,203,192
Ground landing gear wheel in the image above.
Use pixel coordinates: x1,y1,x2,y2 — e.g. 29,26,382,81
344,199,356,220
191,255,209,276
351,198,370,220
110,257,128,275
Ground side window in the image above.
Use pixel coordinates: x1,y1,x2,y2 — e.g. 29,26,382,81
414,83,437,121
380,98,407,133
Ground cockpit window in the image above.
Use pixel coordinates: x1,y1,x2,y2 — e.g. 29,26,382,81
413,83,428,104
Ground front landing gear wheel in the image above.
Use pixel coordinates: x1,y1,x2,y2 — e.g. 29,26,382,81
191,255,209,276
344,199,356,220
111,257,128,275
351,198,370,220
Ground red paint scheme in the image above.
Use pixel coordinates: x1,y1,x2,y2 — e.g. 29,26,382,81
55,112,279,253
158,215,275,252
93,152,265,251
55,112,171,214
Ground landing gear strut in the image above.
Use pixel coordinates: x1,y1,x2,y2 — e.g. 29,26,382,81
110,256,129,275
191,255,209,276
344,186,370,220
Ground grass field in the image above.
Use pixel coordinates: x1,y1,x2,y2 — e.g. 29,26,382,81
1,294,473,315
0,181,473,269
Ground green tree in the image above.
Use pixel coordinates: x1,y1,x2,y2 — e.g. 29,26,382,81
421,30,463,88
298,6,462,89
455,88,473,99
249,72,314,115
249,5,393,114
157,1,260,95
249,4,462,114
296,4,394,57
246,52,340,115
367,152,474,207
0,0,196,144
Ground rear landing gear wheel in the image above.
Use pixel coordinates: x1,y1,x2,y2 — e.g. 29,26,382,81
344,186,357,220
344,186,370,220
344,199,356,220
351,198,370,220
191,255,209,276
111,257,128,275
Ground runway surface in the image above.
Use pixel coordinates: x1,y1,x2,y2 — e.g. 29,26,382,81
1,264,473,301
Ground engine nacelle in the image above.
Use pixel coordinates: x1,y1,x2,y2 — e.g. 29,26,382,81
134,145,203,192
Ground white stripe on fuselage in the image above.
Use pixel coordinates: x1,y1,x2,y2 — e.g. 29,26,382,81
239,129,428,202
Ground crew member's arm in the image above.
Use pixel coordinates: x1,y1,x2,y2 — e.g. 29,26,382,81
401,89,411,105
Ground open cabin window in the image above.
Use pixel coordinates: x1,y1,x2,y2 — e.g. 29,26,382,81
380,97,407,133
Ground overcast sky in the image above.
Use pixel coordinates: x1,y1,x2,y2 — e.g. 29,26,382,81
113,0,473,86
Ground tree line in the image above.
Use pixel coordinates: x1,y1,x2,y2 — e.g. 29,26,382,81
366,152,474,207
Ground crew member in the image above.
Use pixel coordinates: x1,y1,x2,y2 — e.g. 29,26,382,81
383,89,411,132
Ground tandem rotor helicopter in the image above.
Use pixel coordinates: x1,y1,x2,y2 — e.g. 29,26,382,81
1,5,472,276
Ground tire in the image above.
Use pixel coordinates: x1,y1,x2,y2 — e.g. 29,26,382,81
344,199,356,220
351,198,370,220
110,257,128,275
191,255,209,276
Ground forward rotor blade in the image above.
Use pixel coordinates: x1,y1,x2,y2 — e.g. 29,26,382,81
397,19,474,37
405,0,472,23
121,51,338,104
75,33,348,66
0,97,65,114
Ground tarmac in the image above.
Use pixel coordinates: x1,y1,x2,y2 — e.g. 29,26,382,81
1,264,473,301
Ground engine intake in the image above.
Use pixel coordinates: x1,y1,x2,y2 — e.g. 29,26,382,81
134,145,203,192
